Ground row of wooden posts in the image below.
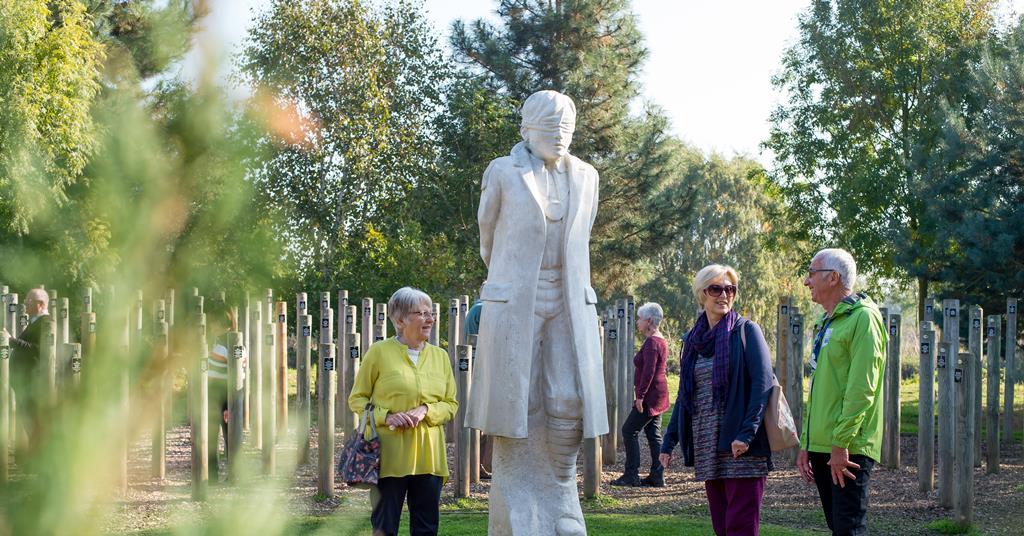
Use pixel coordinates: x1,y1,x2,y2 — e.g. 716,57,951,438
772,296,1021,528
2,284,1017,521
0,284,629,500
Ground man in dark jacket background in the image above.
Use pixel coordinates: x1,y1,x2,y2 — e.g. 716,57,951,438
4,287,51,457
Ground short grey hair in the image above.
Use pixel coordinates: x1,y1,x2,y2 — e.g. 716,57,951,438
387,286,432,331
636,302,664,327
813,248,857,291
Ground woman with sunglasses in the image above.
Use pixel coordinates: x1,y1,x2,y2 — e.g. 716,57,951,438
659,264,774,536
349,287,458,536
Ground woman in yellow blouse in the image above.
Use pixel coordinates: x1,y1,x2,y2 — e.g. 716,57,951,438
349,286,458,536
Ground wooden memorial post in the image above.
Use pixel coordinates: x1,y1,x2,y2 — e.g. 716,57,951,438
226,330,245,479
56,295,69,388
275,301,287,436
458,296,469,345
953,352,974,529
882,313,901,468
0,332,9,483
626,297,635,406
455,344,472,498
1004,298,1017,449
985,315,1000,474
968,306,983,467
374,303,388,343
938,314,956,507
317,307,335,498
429,302,440,346
189,309,209,500
297,293,311,464
788,308,805,462
919,322,936,491
446,299,460,441
262,316,277,474
603,309,619,465
361,298,373,362
340,305,359,439
616,299,629,429
346,322,362,440
152,319,169,479
249,298,263,449
243,295,251,431
334,290,347,429
468,333,481,484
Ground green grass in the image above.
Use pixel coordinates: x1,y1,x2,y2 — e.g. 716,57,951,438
126,512,819,535
925,519,980,535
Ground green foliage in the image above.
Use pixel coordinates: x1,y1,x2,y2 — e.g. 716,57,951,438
911,19,1024,308
414,75,521,293
86,0,197,81
0,0,102,236
638,152,807,343
239,0,449,295
451,0,696,297
766,0,997,317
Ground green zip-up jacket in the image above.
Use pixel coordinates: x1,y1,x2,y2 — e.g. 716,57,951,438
802,293,887,460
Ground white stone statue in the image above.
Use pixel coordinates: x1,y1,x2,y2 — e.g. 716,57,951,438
466,90,608,536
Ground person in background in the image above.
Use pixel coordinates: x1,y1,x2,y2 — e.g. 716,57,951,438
207,304,244,483
5,288,50,459
660,264,774,536
350,286,458,536
797,248,886,536
611,301,669,487
462,297,492,478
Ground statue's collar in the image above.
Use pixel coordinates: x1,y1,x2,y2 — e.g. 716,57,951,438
511,141,567,173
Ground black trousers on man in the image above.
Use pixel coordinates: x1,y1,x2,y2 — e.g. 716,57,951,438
808,452,875,536
370,474,443,536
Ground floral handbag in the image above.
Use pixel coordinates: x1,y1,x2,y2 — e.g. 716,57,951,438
338,404,380,488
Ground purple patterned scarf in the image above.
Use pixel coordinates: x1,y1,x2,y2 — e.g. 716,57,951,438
680,309,739,410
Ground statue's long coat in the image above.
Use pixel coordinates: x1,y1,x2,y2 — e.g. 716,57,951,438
465,142,609,439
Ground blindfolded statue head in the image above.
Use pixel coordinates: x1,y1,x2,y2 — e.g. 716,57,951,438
520,90,577,166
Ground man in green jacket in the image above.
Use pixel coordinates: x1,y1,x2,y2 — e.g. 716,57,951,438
797,248,886,536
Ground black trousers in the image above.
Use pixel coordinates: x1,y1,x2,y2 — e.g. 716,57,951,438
208,378,229,480
370,474,443,536
809,452,875,536
621,407,663,478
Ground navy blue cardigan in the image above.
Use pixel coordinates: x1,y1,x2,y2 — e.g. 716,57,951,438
660,317,775,467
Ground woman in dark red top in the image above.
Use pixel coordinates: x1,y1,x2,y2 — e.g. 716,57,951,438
611,302,670,487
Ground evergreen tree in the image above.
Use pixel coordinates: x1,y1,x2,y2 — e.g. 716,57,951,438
916,21,1024,309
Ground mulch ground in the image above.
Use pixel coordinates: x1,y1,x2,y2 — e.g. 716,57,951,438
88,419,1024,535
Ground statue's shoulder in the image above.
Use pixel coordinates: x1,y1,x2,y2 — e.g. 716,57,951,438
568,155,598,177
482,154,519,189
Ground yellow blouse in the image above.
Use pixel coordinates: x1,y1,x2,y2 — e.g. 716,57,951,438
348,337,458,480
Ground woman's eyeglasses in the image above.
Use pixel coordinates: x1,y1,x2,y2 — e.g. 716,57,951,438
409,311,437,320
704,284,737,298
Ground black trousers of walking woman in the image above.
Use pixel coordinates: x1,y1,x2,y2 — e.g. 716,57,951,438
621,407,664,479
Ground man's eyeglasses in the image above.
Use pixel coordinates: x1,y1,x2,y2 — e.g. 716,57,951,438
807,268,835,277
704,284,737,298
409,311,437,320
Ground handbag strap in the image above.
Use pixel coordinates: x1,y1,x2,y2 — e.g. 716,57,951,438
360,404,378,439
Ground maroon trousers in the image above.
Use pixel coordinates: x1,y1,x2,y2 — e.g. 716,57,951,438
704,476,766,536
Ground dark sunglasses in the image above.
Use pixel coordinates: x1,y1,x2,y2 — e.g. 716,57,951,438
704,284,737,298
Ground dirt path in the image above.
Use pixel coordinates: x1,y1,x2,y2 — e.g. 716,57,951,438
95,422,1024,535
